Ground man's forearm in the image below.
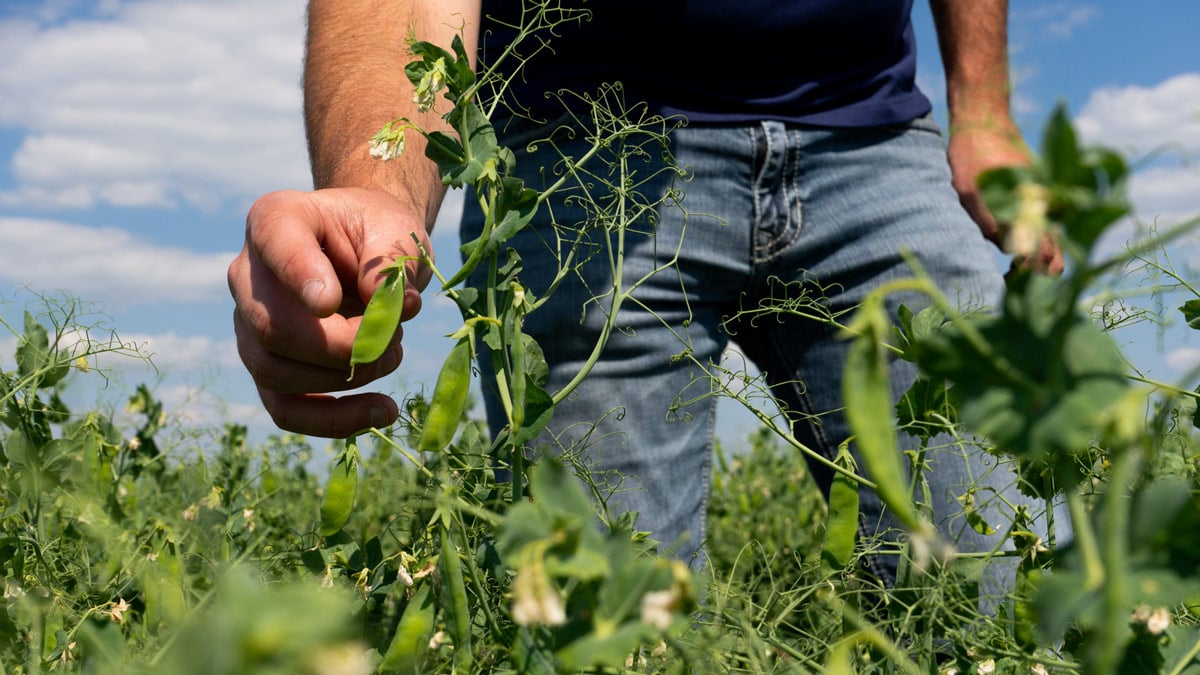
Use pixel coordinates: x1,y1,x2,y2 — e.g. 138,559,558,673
303,0,480,230
928,0,1016,133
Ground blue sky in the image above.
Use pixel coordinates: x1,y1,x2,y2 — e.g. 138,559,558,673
1,0,1198,446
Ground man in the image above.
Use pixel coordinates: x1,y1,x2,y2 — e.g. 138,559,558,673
228,0,1059,584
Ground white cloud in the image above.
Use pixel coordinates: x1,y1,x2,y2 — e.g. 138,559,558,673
1076,73,1200,155
1075,73,1200,247
1128,165,1200,224
1043,5,1098,38
1166,347,1200,377
0,0,311,210
114,332,242,373
0,216,235,306
1011,3,1099,41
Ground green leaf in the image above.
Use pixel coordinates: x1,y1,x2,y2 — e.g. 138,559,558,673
423,130,467,182
427,101,500,187
511,379,554,447
487,179,540,249
543,546,610,581
1035,568,1100,640
446,34,477,96
14,312,68,386
529,458,593,523
555,621,656,672
978,165,1038,226
896,376,958,442
1193,385,1200,431
1060,200,1129,252
914,272,1127,496
77,620,127,670
1042,102,1082,185
1180,299,1200,331
1158,625,1200,674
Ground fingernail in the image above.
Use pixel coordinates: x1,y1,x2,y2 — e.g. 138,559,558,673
301,279,325,312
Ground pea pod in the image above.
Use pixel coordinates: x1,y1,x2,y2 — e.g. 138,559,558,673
842,293,922,531
439,524,473,671
317,439,359,537
509,332,528,431
821,444,860,574
417,337,472,453
379,581,435,674
349,260,407,380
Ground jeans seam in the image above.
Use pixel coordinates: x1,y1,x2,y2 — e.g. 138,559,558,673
751,122,804,265
696,383,717,567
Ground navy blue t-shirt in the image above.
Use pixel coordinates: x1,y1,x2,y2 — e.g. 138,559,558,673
479,1,931,127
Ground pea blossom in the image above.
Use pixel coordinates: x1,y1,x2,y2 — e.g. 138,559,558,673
369,122,408,162
413,57,449,112
510,565,566,627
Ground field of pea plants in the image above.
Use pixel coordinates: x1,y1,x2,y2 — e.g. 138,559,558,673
4,6,1200,674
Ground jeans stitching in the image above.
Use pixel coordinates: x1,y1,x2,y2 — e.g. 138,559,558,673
751,122,805,265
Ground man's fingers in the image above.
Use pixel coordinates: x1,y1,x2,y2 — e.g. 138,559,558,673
257,390,400,438
230,244,359,370
233,310,402,394
245,190,346,316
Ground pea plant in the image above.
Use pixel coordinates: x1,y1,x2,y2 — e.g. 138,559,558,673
680,104,1200,673
315,4,706,673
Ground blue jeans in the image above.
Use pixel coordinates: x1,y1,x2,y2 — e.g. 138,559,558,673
461,113,1056,587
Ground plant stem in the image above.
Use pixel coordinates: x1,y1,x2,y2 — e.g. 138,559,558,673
1091,449,1138,675
1065,489,1105,591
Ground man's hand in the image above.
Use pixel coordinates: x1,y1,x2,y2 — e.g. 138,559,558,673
227,187,433,437
930,0,1062,275
947,125,1064,275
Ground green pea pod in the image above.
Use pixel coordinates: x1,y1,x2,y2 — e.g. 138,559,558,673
417,337,472,453
349,260,406,380
509,333,528,431
843,293,922,531
821,445,860,574
317,440,359,537
439,524,473,671
379,581,435,674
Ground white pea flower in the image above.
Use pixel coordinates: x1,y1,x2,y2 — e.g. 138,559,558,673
203,487,223,509
397,562,414,587
1030,664,1048,675
640,590,677,630
976,658,995,675
369,128,406,162
640,560,696,630
1132,604,1172,635
428,630,445,650
108,598,131,623
308,642,372,675
511,566,566,627
413,57,449,112
59,641,77,666
1007,181,1050,258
